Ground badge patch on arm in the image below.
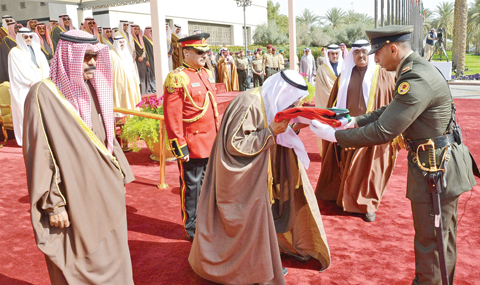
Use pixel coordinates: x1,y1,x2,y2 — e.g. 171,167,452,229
397,82,410,95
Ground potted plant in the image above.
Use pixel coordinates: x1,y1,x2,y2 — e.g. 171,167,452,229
120,96,174,161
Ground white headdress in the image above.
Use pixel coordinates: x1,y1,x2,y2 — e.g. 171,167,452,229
113,35,136,72
335,39,376,110
16,28,42,57
261,70,310,168
323,44,343,76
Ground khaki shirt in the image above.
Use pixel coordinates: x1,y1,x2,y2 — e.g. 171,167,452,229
263,53,275,68
251,58,264,74
235,57,249,71
278,53,285,69
272,54,280,69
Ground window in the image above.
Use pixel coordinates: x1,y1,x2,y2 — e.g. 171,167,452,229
188,22,232,46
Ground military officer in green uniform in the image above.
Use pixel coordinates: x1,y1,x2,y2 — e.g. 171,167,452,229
309,25,479,285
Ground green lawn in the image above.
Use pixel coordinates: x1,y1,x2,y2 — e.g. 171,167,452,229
431,51,480,75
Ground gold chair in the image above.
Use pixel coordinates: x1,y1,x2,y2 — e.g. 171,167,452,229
0,81,13,145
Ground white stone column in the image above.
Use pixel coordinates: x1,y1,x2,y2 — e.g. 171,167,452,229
149,0,169,96
288,0,297,70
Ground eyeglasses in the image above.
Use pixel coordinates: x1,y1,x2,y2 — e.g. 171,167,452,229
123,23,129,26
63,17,70,21
22,35,33,39
37,26,46,30
84,52,98,62
194,49,210,56
353,50,369,56
89,21,96,25
5,19,13,23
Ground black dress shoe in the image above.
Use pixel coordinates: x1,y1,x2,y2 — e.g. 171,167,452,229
282,267,288,276
363,212,376,222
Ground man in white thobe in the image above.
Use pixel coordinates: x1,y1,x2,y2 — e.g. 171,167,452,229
299,48,316,84
110,36,141,116
8,28,49,146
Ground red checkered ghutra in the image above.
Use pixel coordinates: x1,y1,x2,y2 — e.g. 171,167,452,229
50,30,115,153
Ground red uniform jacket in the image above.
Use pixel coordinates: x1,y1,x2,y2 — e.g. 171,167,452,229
163,64,219,159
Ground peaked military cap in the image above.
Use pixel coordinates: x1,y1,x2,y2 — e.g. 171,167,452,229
365,25,414,55
178,32,210,51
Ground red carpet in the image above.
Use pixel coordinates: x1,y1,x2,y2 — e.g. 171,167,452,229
1,99,479,284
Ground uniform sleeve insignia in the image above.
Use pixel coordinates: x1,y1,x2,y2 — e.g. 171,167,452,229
397,82,410,95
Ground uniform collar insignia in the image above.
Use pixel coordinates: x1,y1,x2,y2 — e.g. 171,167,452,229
401,64,412,74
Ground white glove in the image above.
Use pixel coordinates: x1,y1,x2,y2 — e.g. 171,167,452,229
335,117,356,130
310,120,337,142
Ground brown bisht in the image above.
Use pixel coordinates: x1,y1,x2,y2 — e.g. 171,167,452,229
189,87,330,285
23,79,135,284
316,66,396,214
171,33,183,70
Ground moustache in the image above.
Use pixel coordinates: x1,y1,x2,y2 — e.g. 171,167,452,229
84,66,96,72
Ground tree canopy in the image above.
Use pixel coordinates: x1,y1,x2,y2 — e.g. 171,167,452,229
257,2,375,47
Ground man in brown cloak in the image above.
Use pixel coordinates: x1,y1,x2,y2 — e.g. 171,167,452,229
0,15,14,41
171,24,184,69
22,30,134,284
0,21,18,83
316,40,396,222
189,70,330,285
217,47,239,92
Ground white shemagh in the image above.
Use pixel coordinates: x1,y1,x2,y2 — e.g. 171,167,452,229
8,28,49,145
323,45,343,76
2,16,13,29
166,24,172,42
174,24,184,38
335,39,377,110
261,70,310,169
113,36,136,74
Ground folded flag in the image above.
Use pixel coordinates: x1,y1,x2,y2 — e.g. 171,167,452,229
275,107,351,128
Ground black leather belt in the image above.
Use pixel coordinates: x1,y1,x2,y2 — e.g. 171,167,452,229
406,133,456,152
266,67,278,70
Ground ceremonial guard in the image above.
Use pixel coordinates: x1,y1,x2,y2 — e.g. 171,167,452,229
163,33,219,240
235,50,249,91
263,44,277,79
311,25,479,285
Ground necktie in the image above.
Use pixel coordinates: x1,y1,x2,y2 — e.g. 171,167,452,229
28,45,39,68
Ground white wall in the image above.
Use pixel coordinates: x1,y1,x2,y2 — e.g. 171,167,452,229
105,1,267,45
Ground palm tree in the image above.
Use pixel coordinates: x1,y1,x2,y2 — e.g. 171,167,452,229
423,8,435,35
454,0,468,75
432,2,455,40
296,8,322,29
467,0,480,54
344,10,374,26
322,7,347,29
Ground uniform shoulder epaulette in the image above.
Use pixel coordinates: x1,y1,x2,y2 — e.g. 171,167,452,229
401,62,413,75
165,67,189,92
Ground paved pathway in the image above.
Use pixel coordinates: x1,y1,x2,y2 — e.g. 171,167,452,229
450,84,480,99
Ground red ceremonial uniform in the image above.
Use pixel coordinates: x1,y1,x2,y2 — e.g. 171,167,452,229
163,63,219,159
